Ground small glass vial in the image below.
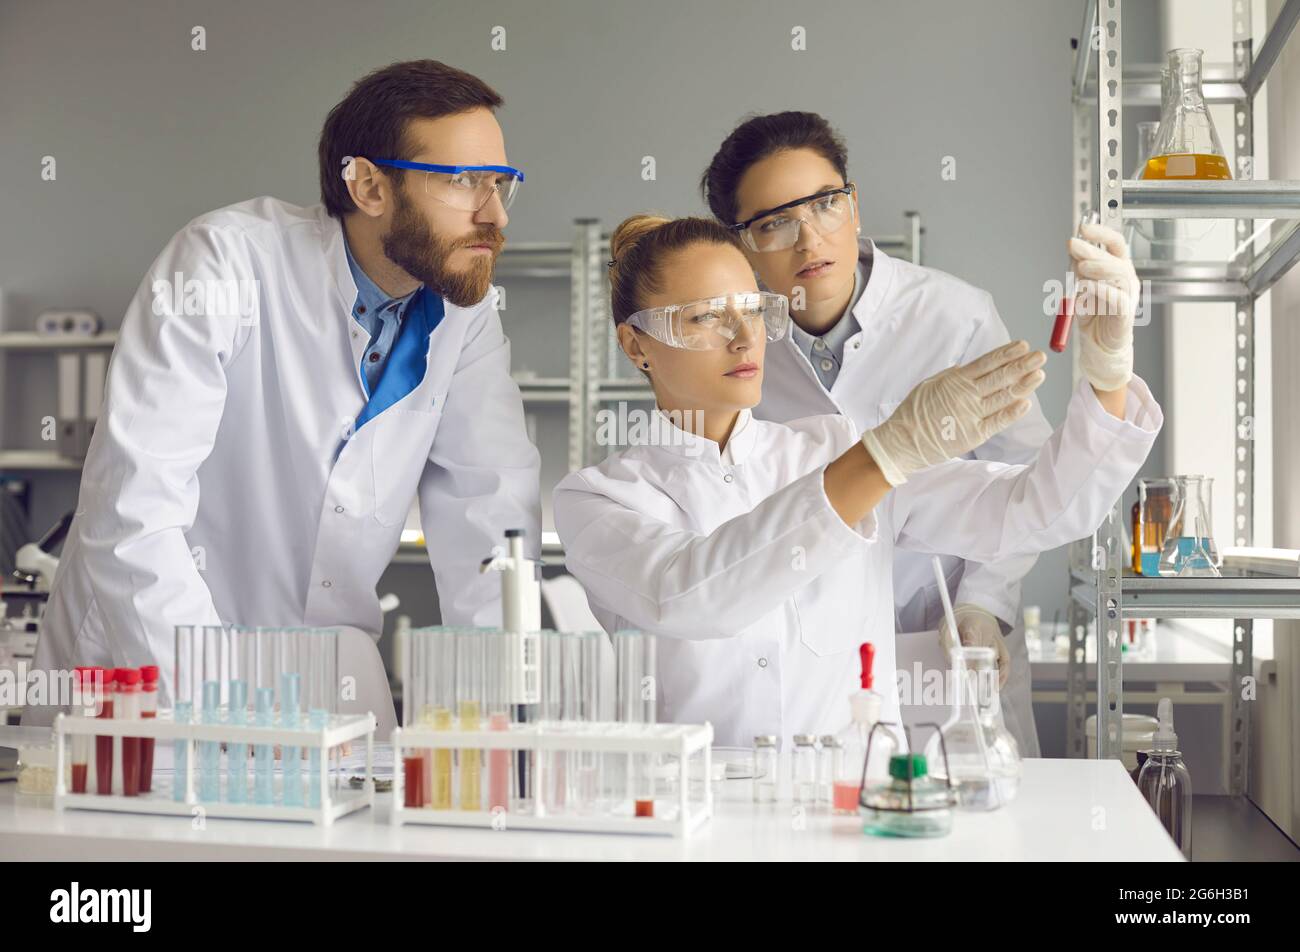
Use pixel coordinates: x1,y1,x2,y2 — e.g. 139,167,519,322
791,734,818,805
752,735,778,803
816,735,841,807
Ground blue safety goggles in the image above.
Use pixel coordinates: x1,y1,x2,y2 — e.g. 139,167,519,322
369,159,524,211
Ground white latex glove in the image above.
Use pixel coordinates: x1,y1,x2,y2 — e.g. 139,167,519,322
860,340,1046,486
1069,221,1138,392
939,603,1011,688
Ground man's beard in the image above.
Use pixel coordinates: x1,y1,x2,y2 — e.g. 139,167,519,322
382,188,503,308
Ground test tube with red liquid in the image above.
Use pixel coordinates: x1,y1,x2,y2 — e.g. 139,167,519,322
94,668,116,794
1051,212,1100,352
138,665,159,793
70,668,96,793
116,667,142,796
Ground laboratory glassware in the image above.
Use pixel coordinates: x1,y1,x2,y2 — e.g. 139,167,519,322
70,668,96,793
861,748,955,839
831,643,893,815
1143,49,1230,180
227,627,253,804
457,627,485,811
922,646,1021,811
615,630,657,817
116,668,142,797
484,628,513,813
816,735,839,807
791,735,818,806
1051,211,1100,353
1158,475,1221,576
1133,120,1160,179
138,665,159,793
1137,478,1175,576
752,735,778,803
428,627,456,810
1137,698,1192,859
94,668,115,795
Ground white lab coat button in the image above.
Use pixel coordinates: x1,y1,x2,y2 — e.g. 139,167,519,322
813,339,825,351
852,340,861,350
757,657,768,668
321,580,332,588
723,473,734,483
334,505,345,513
820,359,834,372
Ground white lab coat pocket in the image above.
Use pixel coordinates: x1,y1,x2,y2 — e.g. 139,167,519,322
793,556,872,657
370,406,443,527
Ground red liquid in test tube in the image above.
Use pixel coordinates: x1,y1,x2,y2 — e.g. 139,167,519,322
138,665,159,793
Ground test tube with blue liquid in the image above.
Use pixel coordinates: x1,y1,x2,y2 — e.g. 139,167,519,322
199,624,227,802
305,629,338,808
253,627,277,805
227,626,254,803
172,626,195,802
254,687,275,805
281,674,303,806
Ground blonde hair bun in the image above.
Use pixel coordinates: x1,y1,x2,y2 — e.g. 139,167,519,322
609,214,671,271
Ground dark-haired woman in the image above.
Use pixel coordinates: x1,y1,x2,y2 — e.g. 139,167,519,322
553,213,1156,749
701,111,1057,754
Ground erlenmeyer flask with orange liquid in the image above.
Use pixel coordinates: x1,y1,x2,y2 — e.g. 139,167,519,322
1142,48,1231,180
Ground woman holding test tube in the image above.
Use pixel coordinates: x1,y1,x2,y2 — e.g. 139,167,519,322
553,213,1155,749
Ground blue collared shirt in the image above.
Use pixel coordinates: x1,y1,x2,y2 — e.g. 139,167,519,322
344,238,420,396
788,260,868,390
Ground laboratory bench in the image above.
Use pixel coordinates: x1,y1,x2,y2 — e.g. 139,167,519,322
0,758,1184,862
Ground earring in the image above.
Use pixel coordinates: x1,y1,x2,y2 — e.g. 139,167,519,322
642,362,651,370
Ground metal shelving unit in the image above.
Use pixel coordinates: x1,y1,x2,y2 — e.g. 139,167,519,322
507,213,924,472
0,332,117,472
1066,0,1300,795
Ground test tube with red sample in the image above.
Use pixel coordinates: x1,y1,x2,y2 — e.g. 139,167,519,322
70,667,97,793
1051,212,1100,353
138,665,159,793
116,667,143,796
94,667,116,794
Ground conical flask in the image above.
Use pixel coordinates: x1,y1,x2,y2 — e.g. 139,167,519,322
1143,49,1231,179
922,646,1021,811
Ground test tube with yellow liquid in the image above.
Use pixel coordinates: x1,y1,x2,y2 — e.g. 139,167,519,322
456,628,484,810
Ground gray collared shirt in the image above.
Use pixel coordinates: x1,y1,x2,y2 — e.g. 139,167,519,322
788,260,868,390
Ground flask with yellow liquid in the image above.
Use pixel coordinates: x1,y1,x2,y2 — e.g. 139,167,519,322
1142,48,1231,180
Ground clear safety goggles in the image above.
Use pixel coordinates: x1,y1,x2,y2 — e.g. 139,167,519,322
730,184,856,253
369,159,524,211
624,291,790,351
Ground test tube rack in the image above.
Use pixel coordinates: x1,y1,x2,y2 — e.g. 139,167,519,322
51,709,377,826
391,720,714,837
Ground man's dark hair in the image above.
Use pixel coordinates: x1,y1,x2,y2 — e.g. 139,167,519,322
318,59,503,218
700,111,849,225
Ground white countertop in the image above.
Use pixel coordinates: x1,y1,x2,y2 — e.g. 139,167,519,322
0,758,1183,861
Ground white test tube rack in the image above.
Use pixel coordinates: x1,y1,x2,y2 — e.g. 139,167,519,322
51,710,377,825
391,720,714,837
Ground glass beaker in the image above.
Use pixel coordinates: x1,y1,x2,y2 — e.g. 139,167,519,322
922,646,1021,811
1137,478,1175,576
1132,120,1160,179
1143,49,1230,180
1158,476,1221,576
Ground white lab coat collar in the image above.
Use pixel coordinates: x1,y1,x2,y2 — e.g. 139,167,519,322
848,237,898,350
650,406,757,466
318,205,360,316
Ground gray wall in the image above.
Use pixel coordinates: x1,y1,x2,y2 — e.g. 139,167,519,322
0,0,1166,624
